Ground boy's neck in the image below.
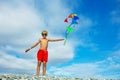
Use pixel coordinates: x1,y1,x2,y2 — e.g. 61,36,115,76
42,37,47,39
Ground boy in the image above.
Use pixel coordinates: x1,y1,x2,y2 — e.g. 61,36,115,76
25,30,64,76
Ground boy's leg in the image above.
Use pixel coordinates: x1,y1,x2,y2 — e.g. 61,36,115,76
43,61,46,76
36,61,41,76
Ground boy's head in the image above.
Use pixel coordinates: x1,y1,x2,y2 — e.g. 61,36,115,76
41,30,48,38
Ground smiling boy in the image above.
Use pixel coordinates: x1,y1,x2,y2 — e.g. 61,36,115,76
25,30,64,76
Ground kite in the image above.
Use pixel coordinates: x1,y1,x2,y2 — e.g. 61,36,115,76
64,13,79,45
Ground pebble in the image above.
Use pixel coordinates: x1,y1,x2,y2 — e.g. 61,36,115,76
0,74,119,80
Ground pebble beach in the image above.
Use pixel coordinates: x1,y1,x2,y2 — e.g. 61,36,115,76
0,74,119,80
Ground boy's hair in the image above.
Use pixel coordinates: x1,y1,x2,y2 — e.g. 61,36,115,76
41,30,48,35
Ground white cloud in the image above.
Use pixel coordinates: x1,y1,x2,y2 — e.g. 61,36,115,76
48,42,74,65
47,49,120,78
113,49,120,56
110,1,120,47
48,63,103,78
0,0,44,35
37,0,71,34
48,58,120,78
0,0,98,75
110,11,120,24
96,49,120,70
0,50,36,74
0,0,74,73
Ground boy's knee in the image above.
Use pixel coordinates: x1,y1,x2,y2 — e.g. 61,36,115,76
38,61,41,66
43,62,46,65
43,61,46,64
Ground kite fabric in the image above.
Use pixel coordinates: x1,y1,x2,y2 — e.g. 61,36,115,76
64,13,79,45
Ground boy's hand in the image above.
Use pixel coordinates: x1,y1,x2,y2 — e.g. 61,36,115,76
25,48,30,53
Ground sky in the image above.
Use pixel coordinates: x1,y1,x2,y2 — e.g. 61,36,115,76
0,0,120,78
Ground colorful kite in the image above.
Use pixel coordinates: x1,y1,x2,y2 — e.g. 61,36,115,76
64,13,79,45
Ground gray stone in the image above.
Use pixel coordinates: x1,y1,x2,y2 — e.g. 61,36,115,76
0,74,119,80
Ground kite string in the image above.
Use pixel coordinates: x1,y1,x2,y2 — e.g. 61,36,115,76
64,31,71,45
64,33,68,45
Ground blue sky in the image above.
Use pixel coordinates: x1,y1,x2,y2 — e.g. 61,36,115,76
0,0,120,78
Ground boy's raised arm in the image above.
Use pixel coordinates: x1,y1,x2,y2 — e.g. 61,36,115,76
25,39,40,52
48,38,64,42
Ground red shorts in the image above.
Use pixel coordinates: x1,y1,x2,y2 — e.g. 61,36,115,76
37,49,48,62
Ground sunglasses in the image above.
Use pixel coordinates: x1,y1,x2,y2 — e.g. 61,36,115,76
42,34,47,36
